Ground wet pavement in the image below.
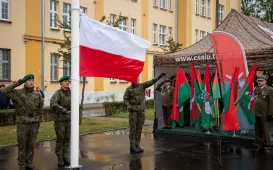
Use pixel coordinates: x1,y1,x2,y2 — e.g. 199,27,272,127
0,125,273,170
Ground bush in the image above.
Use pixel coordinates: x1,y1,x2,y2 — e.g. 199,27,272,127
0,107,54,126
103,99,154,116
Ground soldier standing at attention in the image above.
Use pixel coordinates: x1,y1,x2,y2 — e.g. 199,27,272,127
1,74,43,170
50,76,71,167
156,78,174,129
254,75,273,153
124,73,165,154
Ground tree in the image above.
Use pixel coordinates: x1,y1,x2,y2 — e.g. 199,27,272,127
53,13,122,124
160,37,183,54
241,0,258,17
255,0,273,23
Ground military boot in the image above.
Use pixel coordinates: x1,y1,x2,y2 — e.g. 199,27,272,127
26,165,39,170
136,145,144,152
63,157,70,166
130,146,141,154
58,158,65,167
19,167,26,170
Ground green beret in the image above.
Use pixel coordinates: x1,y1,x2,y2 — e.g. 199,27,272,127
257,75,267,81
23,74,34,81
165,78,172,82
59,76,70,82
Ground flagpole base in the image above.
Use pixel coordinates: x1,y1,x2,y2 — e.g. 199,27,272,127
65,165,82,170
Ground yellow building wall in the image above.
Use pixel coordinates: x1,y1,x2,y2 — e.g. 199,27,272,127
25,0,41,87
0,0,26,83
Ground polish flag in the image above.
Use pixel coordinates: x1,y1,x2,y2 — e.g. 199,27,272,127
80,14,150,83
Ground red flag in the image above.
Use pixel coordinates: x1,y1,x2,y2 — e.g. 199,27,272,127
222,67,240,131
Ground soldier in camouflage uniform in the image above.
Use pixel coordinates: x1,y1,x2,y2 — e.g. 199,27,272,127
254,75,273,154
157,78,174,129
124,73,165,153
50,76,71,167
1,74,43,170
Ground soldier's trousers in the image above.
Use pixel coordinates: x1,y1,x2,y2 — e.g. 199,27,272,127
162,105,172,127
17,122,39,168
255,116,271,148
54,121,71,159
129,111,145,147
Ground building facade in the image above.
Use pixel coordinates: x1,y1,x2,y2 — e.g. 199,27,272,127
0,0,241,106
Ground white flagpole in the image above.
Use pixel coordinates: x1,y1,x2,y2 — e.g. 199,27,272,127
70,0,81,168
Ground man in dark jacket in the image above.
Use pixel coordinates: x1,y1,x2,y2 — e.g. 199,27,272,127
50,76,71,167
0,84,10,109
1,74,43,170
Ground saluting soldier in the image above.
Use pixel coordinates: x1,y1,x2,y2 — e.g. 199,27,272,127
124,73,165,154
1,74,43,170
254,75,273,153
50,76,71,167
157,78,174,129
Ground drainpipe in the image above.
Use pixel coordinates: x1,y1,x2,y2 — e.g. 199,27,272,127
41,0,45,91
216,0,219,28
175,0,178,42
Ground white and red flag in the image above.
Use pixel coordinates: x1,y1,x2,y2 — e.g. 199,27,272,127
80,14,150,83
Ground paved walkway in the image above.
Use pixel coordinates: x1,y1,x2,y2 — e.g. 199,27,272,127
1,125,273,170
90,117,153,126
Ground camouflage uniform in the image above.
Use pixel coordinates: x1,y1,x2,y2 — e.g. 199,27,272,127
160,85,174,128
124,77,161,148
1,79,43,169
50,88,71,161
254,85,273,149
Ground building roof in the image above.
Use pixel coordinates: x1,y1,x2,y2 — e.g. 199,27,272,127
154,9,273,70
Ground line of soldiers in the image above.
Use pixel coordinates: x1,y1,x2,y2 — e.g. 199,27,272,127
1,74,71,170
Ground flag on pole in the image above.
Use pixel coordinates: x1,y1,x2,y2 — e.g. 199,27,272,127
201,64,212,130
190,63,202,126
170,68,191,128
79,14,150,83
210,31,253,130
235,64,257,125
212,70,221,100
221,67,240,131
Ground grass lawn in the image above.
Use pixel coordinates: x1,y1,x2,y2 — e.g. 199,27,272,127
111,108,155,120
0,118,129,146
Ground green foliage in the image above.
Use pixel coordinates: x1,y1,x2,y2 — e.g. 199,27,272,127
103,100,154,116
0,107,53,126
160,37,183,54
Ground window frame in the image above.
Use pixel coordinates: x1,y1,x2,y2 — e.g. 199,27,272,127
159,25,166,45
168,0,173,11
0,0,10,21
168,27,172,40
50,54,59,81
218,4,224,22
200,0,205,16
63,3,71,31
160,0,166,9
63,60,71,77
119,16,127,31
152,24,157,44
50,0,58,29
195,29,199,42
207,0,211,18
0,48,11,81
200,30,205,40
195,0,199,14
109,78,117,83
130,18,136,34
153,0,157,7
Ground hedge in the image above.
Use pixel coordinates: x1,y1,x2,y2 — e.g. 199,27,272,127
103,99,154,116
0,107,54,126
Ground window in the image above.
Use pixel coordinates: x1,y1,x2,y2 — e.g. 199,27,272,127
195,29,199,42
120,80,128,83
200,31,205,40
218,4,224,22
168,27,172,40
200,0,205,16
159,25,166,45
168,0,172,11
207,0,211,18
195,0,199,14
160,0,166,9
152,24,157,44
0,0,9,21
63,60,71,77
110,14,115,26
63,3,71,29
50,54,58,81
153,0,157,6
0,49,10,80
50,0,58,28
110,78,116,83
119,17,127,31
80,7,86,14
131,19,136,34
